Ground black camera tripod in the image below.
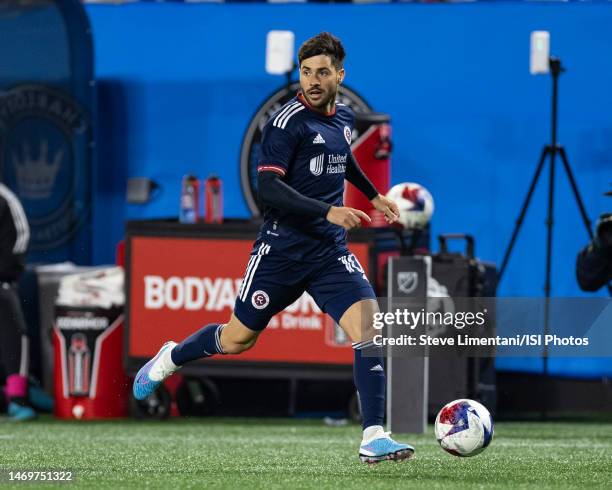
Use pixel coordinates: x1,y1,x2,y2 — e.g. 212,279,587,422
498,57,611,417
499,57,611,294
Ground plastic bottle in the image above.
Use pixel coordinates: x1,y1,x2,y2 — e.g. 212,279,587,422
179,175,199,223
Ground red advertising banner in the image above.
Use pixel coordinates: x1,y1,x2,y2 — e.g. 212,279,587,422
128,237,370,365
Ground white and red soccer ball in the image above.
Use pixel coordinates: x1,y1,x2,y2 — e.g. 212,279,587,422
434,399,494,457
385,182,434,230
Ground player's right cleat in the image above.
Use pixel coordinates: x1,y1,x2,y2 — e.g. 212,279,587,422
133,341,178,400
8,402,36,422
359,433,415,464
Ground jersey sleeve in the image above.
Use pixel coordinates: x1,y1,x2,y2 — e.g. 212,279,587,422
257,122,300,177
347,105,356,127
340,104,356,130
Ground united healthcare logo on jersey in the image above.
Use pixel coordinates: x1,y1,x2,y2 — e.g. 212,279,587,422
0,84,90,250
309,154,325,176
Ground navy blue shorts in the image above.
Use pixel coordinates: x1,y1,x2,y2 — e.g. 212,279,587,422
234,243,376,331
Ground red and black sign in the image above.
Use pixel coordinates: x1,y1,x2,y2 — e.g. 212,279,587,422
127,235,370,366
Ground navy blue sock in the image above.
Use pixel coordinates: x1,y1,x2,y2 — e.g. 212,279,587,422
170,323,225,366
353,340,385,429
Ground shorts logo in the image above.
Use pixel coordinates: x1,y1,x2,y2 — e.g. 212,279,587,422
344,126,352,145
251,290,270,310
309,154,324,176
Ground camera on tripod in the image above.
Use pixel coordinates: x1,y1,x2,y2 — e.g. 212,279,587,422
576,210,612,292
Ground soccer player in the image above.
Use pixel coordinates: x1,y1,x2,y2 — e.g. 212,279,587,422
0,182,36,421
133,32,415,464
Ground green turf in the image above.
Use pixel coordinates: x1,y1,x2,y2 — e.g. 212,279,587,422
1,417,611,489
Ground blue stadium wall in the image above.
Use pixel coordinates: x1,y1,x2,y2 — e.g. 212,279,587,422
86,3,612,376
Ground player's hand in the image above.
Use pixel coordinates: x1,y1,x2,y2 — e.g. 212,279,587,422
371,194,400,224
326,206,372,230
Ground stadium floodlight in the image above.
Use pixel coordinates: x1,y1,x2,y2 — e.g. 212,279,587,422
265,30,295,76
530,31,550,75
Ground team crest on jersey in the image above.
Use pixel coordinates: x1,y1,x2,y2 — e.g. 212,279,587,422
309,154,325,176
251,290,270,310
344,126,352,145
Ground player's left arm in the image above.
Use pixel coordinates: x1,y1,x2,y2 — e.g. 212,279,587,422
345,153,400,224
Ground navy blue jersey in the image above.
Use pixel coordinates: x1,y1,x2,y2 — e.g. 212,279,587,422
256,93,354,261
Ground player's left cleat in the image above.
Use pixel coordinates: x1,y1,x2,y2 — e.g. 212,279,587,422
133,341,178,400
28,378,54,412
359,433,415,464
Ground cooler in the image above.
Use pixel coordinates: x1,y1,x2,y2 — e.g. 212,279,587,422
52,268,128,419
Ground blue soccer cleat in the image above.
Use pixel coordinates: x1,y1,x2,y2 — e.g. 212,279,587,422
359,433,415,464
133,341,178,401
28,380,54,412
8,402,37,422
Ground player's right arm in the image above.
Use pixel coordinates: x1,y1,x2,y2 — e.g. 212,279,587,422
258,171,330,218
258,171,370,230
257,122,370,230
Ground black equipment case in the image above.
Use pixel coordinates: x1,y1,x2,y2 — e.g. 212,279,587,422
429,234,498,417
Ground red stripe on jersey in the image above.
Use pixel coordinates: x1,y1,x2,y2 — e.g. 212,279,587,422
257,165,286,176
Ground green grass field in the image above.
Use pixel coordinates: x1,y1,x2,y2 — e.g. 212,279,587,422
1,417,611,489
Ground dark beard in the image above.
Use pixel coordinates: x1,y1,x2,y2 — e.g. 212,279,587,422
304,87,337,110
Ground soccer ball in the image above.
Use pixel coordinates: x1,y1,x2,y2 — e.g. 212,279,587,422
385,182,434,229
434,399,493,457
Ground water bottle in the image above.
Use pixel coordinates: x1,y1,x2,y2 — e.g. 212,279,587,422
179,175,199,224
204,174,223,224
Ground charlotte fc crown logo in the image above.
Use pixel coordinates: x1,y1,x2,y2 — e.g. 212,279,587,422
0,84,90,252
12,140,63,200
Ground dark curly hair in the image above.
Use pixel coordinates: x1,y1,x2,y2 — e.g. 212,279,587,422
298,32,345,70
